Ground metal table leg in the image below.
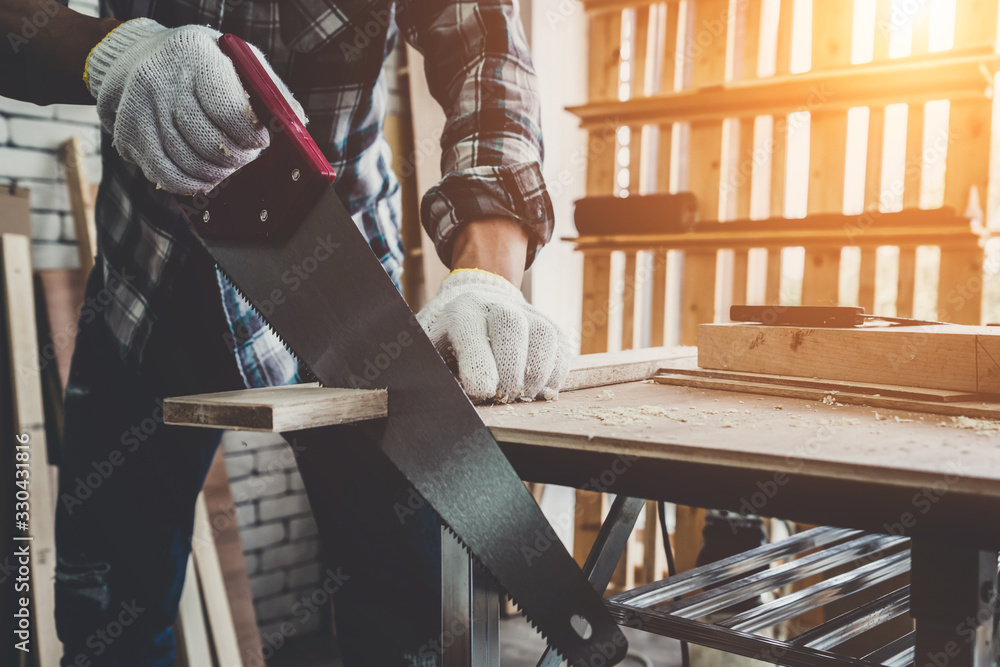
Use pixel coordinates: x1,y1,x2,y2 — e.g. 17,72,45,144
537,495,646,667
910,540,998,667
442,527,500,667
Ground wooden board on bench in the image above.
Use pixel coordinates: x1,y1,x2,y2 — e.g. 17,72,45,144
697,323,1000,394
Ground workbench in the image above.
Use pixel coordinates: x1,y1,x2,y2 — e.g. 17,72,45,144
165,348,1000,667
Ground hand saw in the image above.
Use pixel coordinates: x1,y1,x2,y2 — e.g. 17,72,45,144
176,34,627,666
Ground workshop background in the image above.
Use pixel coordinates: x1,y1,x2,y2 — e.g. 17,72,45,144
0,0,592,651
5,0,1000,665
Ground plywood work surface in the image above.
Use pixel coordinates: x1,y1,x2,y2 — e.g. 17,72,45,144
479,380,1000,502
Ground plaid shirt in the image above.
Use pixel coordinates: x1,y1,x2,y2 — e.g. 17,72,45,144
91,0,554,387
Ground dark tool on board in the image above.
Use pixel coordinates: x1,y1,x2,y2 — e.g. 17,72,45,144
730,305,947,328
176,34,627,666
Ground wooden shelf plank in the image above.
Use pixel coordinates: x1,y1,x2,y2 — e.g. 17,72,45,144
567,47,1000,128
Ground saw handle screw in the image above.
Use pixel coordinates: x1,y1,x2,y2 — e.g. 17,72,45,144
291,168,300,181
202,210,210,223
260,209,269,223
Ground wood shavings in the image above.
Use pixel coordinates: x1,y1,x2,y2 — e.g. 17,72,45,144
595,389,616,401
942,416,1000,435
822,394,837,405
874,412,887,421
219,143,231,156
560,404,684,426
893,416,913,423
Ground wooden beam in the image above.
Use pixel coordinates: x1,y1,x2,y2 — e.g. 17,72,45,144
175,558,212,667
581,252,613,354
200,450,263,665
191,494,241,667
697,323,1000,394
567,47,1000,128
59,137,97,273
2,234,61,667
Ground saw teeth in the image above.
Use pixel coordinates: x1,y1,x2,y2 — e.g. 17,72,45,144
216,264,321,385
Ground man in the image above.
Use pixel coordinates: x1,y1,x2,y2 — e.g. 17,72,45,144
1,0,569,664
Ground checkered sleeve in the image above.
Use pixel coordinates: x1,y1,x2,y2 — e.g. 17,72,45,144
397,0,555,269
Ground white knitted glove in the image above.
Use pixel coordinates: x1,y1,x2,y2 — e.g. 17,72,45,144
85,19,306,195
417,269,571,403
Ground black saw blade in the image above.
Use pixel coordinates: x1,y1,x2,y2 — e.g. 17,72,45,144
194,187,628,666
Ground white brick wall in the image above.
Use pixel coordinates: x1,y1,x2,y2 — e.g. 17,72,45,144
220,431,327,640
1,1,101,269
0,102,101,269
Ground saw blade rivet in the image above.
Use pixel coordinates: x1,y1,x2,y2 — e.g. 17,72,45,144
291,168,300,181
260,209,269,223
202,211,210,223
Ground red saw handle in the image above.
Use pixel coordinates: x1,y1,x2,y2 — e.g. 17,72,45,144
180,34,336,241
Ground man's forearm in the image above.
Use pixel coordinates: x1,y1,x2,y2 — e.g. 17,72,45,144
1,0,120,104
450,218,530,288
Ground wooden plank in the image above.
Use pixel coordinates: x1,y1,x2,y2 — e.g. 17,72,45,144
936,0,997,326
568,48,1000,128
655,365,990,403
673,505,705,573
564,345,696,391
768,0,795,219
641,499,660,584
36,269,86,390
632,6,651,98
201,449,263,665
678,0,728,346
863,108,885,212
573,490,606,570
589,10,623,104
191,493,241,667
2,234,61,667
581,252,613,354
649,250,668,346
166,347,701,432
902,103,924,210
858,248,877,313
801,246,842,306
659,1,679,94
621,253,636,350
896,246,917,318
872,0,894,61
954,0,1000,48
765,248,782,304
652,372,1000,420
59,137,97,273
175,557,212,667
730,0,760,311
804,0,851,311
697,323,1000,394
163,385,388,432
0,187,31,237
